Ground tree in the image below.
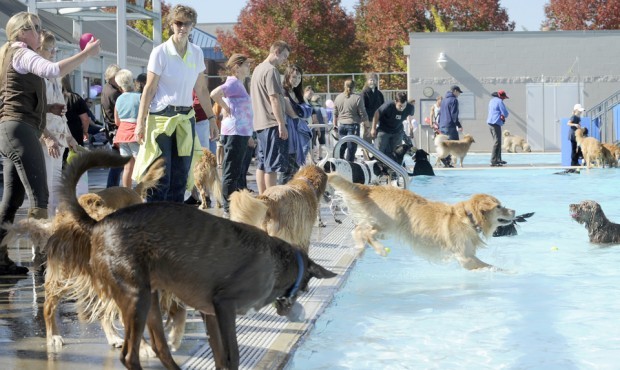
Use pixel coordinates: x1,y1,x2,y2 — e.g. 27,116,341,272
127,0,172,40
355,0,514,74
543,0,620,30
217,0,364,74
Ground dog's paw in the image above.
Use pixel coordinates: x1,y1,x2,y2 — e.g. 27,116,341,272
318,221,327,228
140,339,157,357
107,335,124,348
47,335,64,349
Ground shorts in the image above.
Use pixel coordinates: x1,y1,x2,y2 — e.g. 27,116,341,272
256,126,288,173
118,141,140,157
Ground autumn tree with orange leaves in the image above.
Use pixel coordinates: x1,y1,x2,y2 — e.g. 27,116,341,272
355,0,514,73
217,0,363,74
543,0,620,30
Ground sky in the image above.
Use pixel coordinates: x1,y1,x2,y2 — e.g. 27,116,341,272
168,0,547,31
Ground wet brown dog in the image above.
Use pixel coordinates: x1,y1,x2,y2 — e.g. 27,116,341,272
575,128,603,168
570,200,620,244
5,158,188,355
229,165,328,253
58,151,336,370
328,173,515,270
193,148,224,209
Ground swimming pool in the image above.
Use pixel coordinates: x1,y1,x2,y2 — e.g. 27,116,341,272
289,163,620,369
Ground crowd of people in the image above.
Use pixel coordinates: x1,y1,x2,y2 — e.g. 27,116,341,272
6,4,581,277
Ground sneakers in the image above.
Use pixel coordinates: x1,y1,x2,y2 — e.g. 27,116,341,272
490,162,503,167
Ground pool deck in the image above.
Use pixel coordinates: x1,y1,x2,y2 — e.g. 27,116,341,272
0,155,569,370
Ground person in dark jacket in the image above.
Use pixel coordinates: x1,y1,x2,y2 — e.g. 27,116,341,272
101,64,123,187
361,72,384,147
438,85,463,167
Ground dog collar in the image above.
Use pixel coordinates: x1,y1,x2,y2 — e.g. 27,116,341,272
466,212,482,233
286,250,305,299
298,176,321,199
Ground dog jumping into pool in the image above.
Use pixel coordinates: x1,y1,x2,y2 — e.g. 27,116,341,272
229,164,328,253
570,200,620,244
56,150,336,370
327,173,515,270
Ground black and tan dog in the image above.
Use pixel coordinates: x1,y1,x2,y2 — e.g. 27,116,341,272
57,150,336,370
570,200,620,243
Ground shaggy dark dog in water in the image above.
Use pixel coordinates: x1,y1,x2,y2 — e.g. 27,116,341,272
570,200,620,244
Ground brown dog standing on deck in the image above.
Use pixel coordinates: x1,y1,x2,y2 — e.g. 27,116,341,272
57,150,336,370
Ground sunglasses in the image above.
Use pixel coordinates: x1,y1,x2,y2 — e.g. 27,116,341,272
173,20,193,28
25,24,42,33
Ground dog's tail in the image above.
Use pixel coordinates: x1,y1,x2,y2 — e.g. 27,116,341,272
229,189,269,228
327,173,368,199
134,158,165,199
59,150,131,231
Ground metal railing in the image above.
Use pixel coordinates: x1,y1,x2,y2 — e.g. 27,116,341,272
585,89,620,143
332,135,410,189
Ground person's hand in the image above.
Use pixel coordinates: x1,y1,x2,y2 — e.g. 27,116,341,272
135,121,146,145
457,126,464,132
500,114,505,122
209,120,219,141
248,137,256,148
43,135,61,159
83,38,101,57
370,127,377,138
48,103,65,116
279,124,288,140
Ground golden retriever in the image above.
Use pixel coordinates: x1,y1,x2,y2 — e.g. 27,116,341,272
193,148,223,209
55,150,335,370
601,143,620,167
434,134,475,168
327,173,515,270
502,130,531,153
575,128,603,168
229,165,328,253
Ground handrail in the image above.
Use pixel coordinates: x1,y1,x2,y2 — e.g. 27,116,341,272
332,135,410,189
586,90,620,120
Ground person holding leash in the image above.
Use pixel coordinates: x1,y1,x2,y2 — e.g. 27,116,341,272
487,89,509,167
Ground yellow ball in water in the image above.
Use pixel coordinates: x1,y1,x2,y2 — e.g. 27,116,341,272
551,246,559,251
384,247,391,254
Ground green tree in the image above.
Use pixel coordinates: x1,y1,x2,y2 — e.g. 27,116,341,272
127,0,172,40
217,0,364,74
543,0,620,30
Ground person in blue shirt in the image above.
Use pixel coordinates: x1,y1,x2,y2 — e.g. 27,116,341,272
438,85,463,167
487,90,509,167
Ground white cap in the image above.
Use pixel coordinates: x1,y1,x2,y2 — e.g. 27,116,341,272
574,103,585,112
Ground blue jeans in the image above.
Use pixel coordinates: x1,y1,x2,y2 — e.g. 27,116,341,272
146,109,196,203
338,123,360,162
375,130,404,161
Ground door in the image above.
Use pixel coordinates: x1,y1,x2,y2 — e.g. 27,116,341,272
526,83,581,151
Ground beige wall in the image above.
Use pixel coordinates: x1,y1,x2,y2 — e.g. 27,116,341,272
406,31,620,152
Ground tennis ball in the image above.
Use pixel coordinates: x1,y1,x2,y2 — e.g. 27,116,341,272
384,247,391,254
551,246,559,251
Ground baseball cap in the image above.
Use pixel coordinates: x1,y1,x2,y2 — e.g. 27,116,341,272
574,103,585,112
498,89,509,99
451,85,463,93
226,53,253,68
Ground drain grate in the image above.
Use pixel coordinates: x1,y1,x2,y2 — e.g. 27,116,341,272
182,217,357,370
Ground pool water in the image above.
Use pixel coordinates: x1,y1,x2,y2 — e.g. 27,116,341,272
289,162,620,369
